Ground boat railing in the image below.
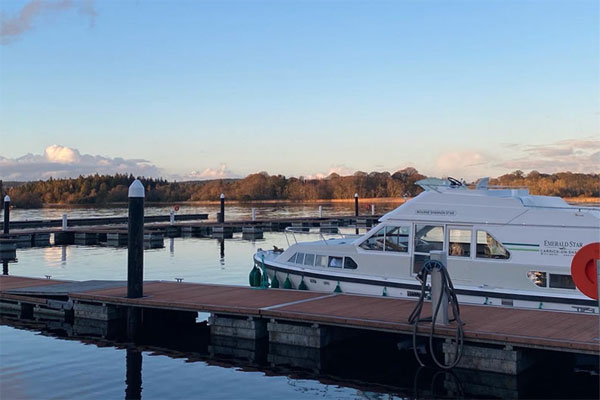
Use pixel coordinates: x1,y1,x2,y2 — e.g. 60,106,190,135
284,226,350,247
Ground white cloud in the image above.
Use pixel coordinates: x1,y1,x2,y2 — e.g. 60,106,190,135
1,0,96,44
184,164,239,180
496,137,600,174
433,151,496,181
44,144,81,164
0,145,163,181
304,164,355,179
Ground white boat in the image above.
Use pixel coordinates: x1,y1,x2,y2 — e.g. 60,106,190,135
253,177,600,313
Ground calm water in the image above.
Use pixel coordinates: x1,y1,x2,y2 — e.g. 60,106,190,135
1,204,599,399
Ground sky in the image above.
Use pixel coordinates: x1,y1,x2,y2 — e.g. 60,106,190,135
0,0,598,182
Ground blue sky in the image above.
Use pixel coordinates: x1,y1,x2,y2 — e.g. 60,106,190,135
1,0,598,181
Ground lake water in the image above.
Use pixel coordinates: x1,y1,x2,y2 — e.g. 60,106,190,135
1,204,599,399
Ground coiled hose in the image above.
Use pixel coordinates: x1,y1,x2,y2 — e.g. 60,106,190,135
407,259,465,369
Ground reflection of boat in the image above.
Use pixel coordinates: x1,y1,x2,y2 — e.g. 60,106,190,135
254,178,600,313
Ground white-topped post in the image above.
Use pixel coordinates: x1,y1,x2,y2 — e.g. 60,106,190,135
318,205,322,218
219,193,225,223
127,179,145,299
62,214,68,231
354,193,359,235
371,204,375,215
3,195,10,235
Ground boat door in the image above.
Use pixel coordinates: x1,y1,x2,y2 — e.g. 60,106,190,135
412,223,445,274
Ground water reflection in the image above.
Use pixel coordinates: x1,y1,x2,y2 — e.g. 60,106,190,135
0,315,598,400
169,238,174,256
125,348,143,400
219,238,225,267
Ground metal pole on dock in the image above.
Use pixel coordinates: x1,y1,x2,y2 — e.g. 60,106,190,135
170,210,175,226
127,180,144,341
219,193,225,223
127,180,145,299
354,193,359,235
3,195,10,235
61,214,68,231
251,208,256,221
371,204,375,216
318,205,322,218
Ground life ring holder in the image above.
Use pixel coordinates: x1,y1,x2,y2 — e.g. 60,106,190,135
571,242,600,300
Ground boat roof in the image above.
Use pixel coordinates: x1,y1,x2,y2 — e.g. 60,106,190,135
380,178,599,227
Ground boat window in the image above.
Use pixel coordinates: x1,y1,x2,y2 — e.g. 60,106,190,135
315,255,327,267
549,274,576,290
328,256,343,268
296,253,305,264
476,231,510,259
384,226,409,253
527,271,547,287
359,227,385,251
287,253,297,263
344,257,358,269
448,229,471,257
414,225,444,253
304,253,315,266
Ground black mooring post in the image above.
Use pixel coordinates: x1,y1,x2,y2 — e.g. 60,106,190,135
354,192,359,235
2,260,8,275
127,179,145,299
219,193,225,223
3,195,10,235
125,348,142,400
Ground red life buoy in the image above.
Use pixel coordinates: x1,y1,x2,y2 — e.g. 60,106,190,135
570,242,600,300
174,205,180,212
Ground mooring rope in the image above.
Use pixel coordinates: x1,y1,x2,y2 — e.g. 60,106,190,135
408,259,465,369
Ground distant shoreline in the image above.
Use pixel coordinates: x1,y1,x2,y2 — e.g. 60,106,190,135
35,196,599,208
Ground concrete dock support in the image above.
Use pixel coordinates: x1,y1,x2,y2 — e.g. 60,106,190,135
54,231,75,245
107,232,128,246
74,233,98,245
443,341,534,375
212,226,233,239
73,300,122,321
268,320,333,348
242,226,263,240
319,221,339,233
209,314,267,340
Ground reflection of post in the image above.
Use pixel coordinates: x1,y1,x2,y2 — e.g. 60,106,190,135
61,246,67,264
169,237,174,256
2,260,8,275
219,238,225,266
125,348,142,400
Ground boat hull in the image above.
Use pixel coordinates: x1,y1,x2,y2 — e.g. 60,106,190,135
254,254,598,314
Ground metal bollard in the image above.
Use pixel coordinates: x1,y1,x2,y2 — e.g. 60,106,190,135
371,204,375,216
318,205,322,218
62,214,68,231
251,208,256,221
170,210,175,226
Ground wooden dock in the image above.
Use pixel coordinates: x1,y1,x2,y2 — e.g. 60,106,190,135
1,275,598,375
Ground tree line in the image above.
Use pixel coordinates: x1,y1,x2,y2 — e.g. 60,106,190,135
1,169,598,208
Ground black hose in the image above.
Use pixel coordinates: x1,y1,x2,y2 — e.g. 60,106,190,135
408,259,465,369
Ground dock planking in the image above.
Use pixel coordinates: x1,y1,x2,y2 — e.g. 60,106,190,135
1,275,598,355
